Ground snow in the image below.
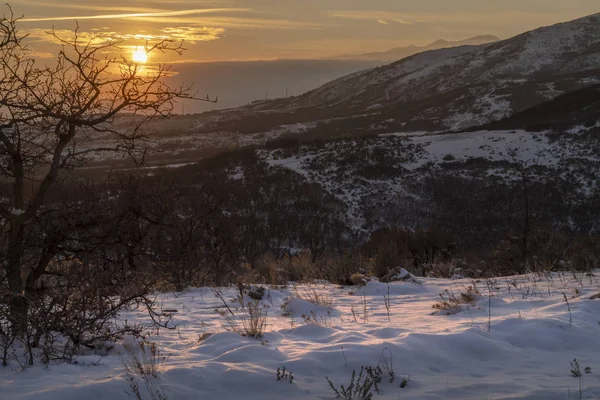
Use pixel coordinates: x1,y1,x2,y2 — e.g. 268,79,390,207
567,122,600,134
9,208,24,216
266,153,316,173
140,162,195,170
3,272,600,399
300,45,478,106
262,128,600,231
491,14,600,77
444,92,512,131
404,130,558,168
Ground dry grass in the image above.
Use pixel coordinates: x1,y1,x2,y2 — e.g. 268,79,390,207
301,310,332,327
217,300,270,339
293,286,334,308
117,342,168,400
432,286,481,315
117,342,167,378
255,251,318,285
350,274,369,286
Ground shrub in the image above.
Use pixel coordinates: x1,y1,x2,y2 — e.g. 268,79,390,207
324,254,367,285
364,228,455,277
235,281,266,303
377,347,395,384
286,251,320,282
217,300,269,339
350,274,369,286
294,287,333,307
427,261,457,278
255,253,286,285
364,366,383,394
117,342,168,400
326,367,374,400
276,366,294,383
400,376,410,388
432,286,480,315
117,342,167,379
491,227,574,275
2,254,169,367
301,310,332,327
248,286,266,301
255,251,318,284
373,242,401,278
571,359,582,377
459,285,481,303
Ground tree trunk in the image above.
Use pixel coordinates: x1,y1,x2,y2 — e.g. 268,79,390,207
6,222,27,335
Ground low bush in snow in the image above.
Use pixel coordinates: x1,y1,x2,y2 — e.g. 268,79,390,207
326,366,375,400
117,342,167,379
323,253,368,286
301,310,332,327
350,273,369,286
216,299,269,339
432,285,481,315
293,286,334,308
118,342,168,400
276,366,294,383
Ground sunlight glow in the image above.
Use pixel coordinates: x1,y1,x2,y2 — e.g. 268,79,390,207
132,48,148,64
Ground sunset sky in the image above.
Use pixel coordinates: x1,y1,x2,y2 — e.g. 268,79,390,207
10,0,599,62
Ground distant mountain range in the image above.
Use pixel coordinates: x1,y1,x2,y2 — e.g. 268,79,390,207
165,36,500,115
330,35,501,61
188,12,600,138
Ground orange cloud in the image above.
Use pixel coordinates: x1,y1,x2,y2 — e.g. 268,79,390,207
20,8,251,23
25,26,224,47
160,27,225,44
14,1,163,13
331,11,414,25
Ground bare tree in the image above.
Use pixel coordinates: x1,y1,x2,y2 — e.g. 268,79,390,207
0,9,213,333
505,147,545,271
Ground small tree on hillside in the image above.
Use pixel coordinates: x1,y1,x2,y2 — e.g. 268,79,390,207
505,147,545,271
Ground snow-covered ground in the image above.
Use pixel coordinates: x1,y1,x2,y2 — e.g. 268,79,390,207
3,272,600,399
262,129,600,230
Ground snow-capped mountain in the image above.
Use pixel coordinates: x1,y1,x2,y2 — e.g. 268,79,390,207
193,13,600,137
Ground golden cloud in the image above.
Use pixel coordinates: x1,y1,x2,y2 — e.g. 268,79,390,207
20,8,251,23
331,11,414,25
14,1,163,14
160,27,224,43
25,29,119,46
330,10,563,26
126,16,320,30
25,26,224,47
23,49,55,59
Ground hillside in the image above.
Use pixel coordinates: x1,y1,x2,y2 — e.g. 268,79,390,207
187,13,600,139
75,14,600,242
258,126,600,236
474,84,600,131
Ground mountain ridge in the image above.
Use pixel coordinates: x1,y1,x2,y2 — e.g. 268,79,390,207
188,12,600,139
330,35,500,61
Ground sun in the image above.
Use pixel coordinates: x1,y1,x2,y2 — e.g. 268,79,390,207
132,48,148,64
